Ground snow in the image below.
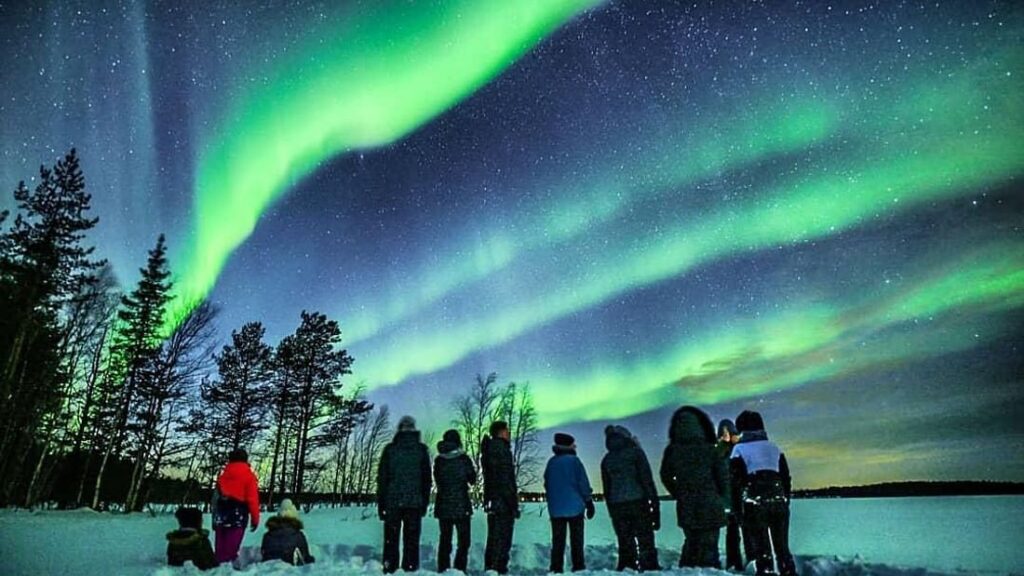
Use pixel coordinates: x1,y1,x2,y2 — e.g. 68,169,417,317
0,497,1021,576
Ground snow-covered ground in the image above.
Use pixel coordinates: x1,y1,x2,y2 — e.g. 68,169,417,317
0,497,1021,576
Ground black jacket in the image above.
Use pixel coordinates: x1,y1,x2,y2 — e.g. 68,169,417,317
434,440,477,519
166,528,217,570
261,516,315,565
659,406,728,530
601,426,658,505
377,430,432,512
480,435,518,515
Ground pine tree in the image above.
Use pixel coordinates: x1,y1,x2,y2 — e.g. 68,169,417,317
0,149,103,504
201,322,274,455
276,311,354,496
92,234,173,509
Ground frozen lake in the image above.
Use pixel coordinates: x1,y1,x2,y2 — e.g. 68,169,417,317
0,496,1021,575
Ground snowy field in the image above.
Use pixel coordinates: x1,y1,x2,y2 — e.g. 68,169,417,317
0,497,1021,576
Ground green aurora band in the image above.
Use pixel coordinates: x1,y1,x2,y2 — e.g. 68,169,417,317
168,0,601,325
351,44,1024,392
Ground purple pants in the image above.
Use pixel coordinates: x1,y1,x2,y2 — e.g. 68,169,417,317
215,526,246,564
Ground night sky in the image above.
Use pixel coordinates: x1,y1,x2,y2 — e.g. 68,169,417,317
2,1,1022,489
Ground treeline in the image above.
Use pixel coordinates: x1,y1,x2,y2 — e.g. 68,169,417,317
0,149,387,510
794,481,1024,499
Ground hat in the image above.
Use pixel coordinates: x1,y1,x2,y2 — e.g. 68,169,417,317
397,415,417,432
489,421,509,437
442,429,462,446
718,419,738,436
554,432,575,447
736,410,766,433
278,498,299,520
175,507,203,530
228,448,248,463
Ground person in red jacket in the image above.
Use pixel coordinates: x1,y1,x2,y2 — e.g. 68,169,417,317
213,448,261,565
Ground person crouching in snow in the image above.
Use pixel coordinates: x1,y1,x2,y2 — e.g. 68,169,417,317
660,406,728,568
544,432,595,573
730,410,795,576
434,429,476,573
601,425,661,572
213,448,261,565
167,506,218,570
261,498,315,565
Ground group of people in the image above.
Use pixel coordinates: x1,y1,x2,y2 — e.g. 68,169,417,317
166,448,314,570
166,407,795,576
374,408,794,576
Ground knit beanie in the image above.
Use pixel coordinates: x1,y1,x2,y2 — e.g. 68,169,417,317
736,410,766,433
278,498,299,520
554,432,575,447
397,415,417,432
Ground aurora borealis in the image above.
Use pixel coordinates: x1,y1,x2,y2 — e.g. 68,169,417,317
2,1,1022,487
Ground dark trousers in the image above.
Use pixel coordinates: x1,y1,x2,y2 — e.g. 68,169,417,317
437,517,471,572
745,502,795,576
725,513,744,570
550,514,585,573
608,501,659,571
680,527,720,568
382,508,422,573
485,513,516,574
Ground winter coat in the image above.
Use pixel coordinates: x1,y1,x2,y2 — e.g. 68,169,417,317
481,435,519,515
215,461,260,528
730,429,791,513
544,446,593,519
166,528,217,570
434,439,477,519
377,430,432,513
261,516,315,565
601,426,658,505
659,406,728,530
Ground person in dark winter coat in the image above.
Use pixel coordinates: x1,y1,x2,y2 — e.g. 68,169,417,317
601,425,661,572
213,448,260,565
434,429,476,572
544,432,595,573
377,415,432,573
717,418,746,571
659,406,728,568
167,506,218,570
261,498,315,565
731,410,795,576
481,420,518,574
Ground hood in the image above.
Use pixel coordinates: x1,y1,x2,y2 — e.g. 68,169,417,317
393,429,421,445
437,440,464,457
266,515,304,531
669,406,716,445
738,429,769,443
166,528,209,544
604,425,636,451
481,434,508,454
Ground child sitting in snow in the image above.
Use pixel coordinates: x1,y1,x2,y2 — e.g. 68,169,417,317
166,506,218,570
261,498,315,565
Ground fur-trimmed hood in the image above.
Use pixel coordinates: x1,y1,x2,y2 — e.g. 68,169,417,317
266,515,304,531
166,527,210,544
669,405,716,445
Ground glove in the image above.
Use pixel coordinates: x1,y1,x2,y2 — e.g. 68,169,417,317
250,523,258,533
585,500,596,520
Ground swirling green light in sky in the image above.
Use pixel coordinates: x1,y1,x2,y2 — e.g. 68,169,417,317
167,0,600,325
